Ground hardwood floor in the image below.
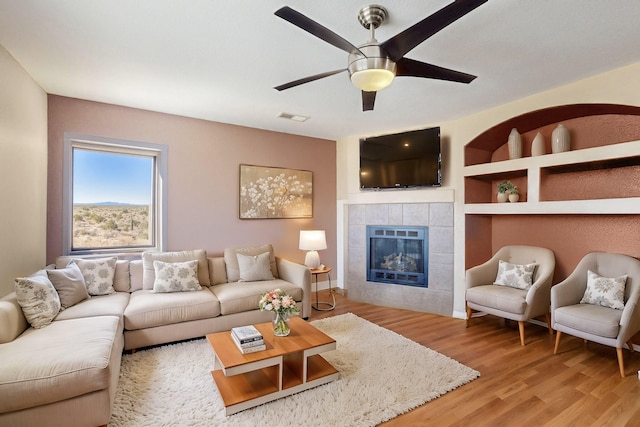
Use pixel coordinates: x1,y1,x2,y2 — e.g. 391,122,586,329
309,291,640,426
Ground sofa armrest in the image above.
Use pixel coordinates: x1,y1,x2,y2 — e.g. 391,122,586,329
276,257,312,319
0,293,28,344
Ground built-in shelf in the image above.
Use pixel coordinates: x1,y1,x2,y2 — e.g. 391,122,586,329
464,140,640,214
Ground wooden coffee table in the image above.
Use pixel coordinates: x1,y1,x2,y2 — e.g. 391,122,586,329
207,317,339,415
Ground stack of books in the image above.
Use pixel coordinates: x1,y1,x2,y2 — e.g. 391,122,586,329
231,325,266,354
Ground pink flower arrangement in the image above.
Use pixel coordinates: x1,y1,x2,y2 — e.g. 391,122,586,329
259,288,299,315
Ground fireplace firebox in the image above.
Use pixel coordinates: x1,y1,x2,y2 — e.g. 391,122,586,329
366,225,428,287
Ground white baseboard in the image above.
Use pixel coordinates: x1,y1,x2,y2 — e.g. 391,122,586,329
452,310,467,319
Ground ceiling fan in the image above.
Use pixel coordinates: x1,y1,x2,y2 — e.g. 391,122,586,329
274,0,487,111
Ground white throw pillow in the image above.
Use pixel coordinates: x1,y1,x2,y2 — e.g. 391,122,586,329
47,261,90,310
580,270,627,310
152,260,202,293
14,270,61,328
74,257,117,295
224,244,278,282
493,260,537,290
237,252,275,282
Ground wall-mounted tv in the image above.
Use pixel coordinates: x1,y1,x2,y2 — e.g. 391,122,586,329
359,126,441,190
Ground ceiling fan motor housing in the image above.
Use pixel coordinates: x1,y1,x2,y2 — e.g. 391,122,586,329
348,43,397,91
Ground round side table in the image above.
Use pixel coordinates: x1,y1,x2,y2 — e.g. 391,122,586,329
310,266,335,311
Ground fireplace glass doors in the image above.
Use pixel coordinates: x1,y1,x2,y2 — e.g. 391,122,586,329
366,225,428,287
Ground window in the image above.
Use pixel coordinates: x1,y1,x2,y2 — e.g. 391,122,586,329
63,133,167,255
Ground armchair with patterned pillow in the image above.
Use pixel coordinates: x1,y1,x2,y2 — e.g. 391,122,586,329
465,245,556,346
551,252,640,377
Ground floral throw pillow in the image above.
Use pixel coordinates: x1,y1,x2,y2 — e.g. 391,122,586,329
14,270,61,328
493,260,537,290
152,260,202,293
74,257,117,295
580,270,627,310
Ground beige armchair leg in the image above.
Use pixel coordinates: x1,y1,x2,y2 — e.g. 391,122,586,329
466,304,472,328
554,331,562,354
518,321,525,346
616,348,625,378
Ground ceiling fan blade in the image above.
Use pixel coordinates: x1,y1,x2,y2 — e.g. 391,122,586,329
275,69,346,91
381,0,487,61
362,91,376,111
275,6,363,55
396,58,476,83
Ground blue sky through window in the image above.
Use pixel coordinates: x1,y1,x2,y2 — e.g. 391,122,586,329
73,149,152,205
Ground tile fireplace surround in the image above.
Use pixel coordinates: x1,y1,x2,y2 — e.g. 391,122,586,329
347,202,454,316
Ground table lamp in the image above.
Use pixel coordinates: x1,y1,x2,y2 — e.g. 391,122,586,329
299,230,327,269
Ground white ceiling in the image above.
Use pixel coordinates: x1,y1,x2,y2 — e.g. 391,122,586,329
1,1,639,140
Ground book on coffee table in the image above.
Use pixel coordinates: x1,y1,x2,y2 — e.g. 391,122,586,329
231,325,263,344
231,334,266,354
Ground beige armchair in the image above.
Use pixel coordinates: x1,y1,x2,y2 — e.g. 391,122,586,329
466,245,556,346
552,252,640,377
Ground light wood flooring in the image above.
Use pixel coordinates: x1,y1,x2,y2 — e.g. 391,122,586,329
309,290,640,426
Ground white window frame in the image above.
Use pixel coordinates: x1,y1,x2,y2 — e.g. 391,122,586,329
63,133,167,256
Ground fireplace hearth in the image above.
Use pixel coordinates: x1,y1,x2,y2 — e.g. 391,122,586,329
366,225,428,287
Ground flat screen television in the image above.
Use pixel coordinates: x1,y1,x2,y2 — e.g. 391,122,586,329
359,126,441,190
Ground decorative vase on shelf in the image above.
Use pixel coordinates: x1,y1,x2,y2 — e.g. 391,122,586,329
531,132,545,156
507,128,522,159
273,311,291,336
508,193,520,203
551,124,570,153
497,192,508,203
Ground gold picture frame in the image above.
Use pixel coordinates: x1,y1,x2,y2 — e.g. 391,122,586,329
239,164,313,219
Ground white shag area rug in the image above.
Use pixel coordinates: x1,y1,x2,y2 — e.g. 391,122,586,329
111,313,479,426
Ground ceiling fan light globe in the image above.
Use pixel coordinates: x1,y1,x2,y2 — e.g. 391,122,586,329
350,69,395,92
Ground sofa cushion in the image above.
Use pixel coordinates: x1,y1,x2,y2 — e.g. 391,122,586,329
13,270,61,329
466,284,527,315
112,260,131,292
124,288,220,331
0,315,121,413
209,257,227,285
224,244,278,282
237,252,275,282
142,249,210,290
130,260,144,292
55,292,130,321
47,261,90,310
554,304,622,338
211,279,302,316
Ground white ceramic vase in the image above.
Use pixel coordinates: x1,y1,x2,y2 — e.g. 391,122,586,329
508,193,520,203
552,124,570,153
507,128,522,159
531,132,545,156
497,192,508,203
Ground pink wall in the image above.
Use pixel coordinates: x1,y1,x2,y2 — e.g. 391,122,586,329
47,95,337,267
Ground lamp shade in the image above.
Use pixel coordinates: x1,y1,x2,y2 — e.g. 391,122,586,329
299,230,327,269
299,230,327,250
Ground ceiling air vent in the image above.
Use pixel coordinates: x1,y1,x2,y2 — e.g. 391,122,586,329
277,112,309,122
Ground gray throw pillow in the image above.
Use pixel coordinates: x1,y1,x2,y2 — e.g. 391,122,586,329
47,261,90,310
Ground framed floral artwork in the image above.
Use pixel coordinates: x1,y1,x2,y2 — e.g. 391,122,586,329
239,164,313,219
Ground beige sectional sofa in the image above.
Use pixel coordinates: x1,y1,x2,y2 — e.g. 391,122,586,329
0,246,311,427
